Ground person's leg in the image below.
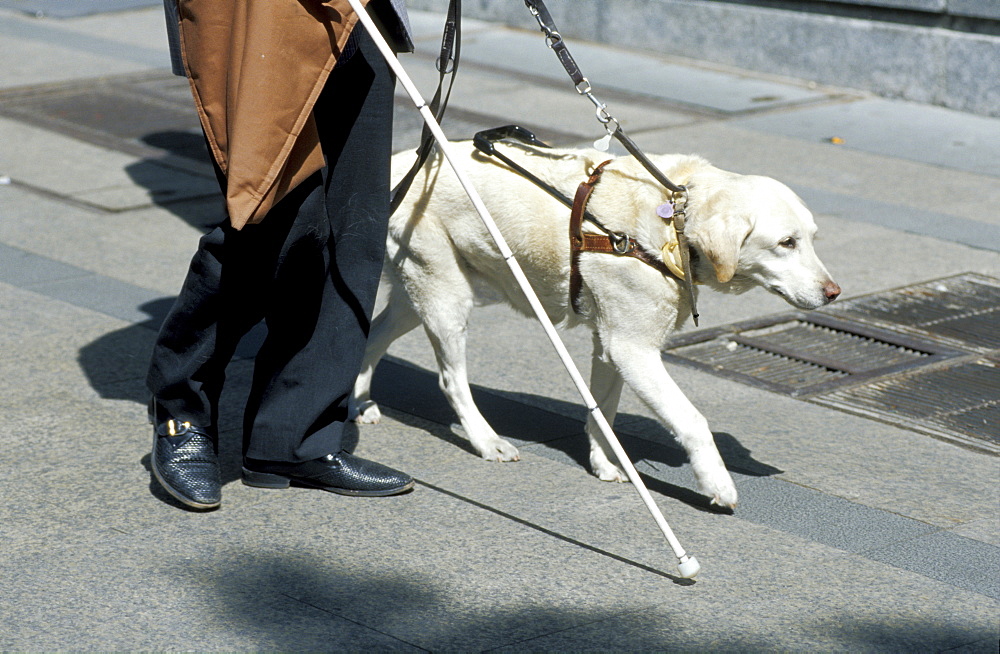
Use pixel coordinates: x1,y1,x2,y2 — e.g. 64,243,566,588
145,222,267,510
243,28,395,463
240,29,411,495
147,225,270,430
146,167,304,509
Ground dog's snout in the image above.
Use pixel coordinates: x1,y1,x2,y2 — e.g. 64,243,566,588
823,280,841,303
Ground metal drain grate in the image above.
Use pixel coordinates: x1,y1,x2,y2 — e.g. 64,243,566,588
662,274,1000,454
824,273,1000,353
0,72,207,162
814,358,1000,453
670,337,848,392
663,312,960,398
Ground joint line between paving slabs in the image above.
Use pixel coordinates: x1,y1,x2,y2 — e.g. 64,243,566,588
279,592,433,652
416,480,693,585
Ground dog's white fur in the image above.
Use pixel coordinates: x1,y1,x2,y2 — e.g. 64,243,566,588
351,143,840,508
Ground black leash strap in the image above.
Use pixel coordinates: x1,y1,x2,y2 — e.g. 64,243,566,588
522,0,699,324
389,0,461,214
521,0,585,90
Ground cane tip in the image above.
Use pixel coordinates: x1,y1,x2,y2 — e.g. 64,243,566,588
677,555,700,579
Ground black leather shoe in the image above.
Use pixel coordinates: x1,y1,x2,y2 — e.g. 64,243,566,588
242,451,414,497
151,418,222,510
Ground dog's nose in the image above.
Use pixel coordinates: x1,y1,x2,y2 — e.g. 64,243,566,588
823,281,841,303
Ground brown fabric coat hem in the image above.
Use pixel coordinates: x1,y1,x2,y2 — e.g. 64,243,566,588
177,0,370,229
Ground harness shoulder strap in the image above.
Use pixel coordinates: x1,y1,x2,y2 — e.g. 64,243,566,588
569,160,611,314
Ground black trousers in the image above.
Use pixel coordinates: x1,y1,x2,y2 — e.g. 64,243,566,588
147,30,395,463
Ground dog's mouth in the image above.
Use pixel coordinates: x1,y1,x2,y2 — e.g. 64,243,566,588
767,283,831,310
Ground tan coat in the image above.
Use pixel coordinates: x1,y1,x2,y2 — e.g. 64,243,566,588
177,0,371,229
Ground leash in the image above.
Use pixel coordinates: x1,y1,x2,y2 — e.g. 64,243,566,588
522,0,699,325
390,0,462,214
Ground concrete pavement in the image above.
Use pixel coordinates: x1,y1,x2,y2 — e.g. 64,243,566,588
0,4,998,651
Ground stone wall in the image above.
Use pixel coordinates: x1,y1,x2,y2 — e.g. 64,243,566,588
406,0,1000,116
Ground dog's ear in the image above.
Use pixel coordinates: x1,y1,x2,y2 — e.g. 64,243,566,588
690,213,753,283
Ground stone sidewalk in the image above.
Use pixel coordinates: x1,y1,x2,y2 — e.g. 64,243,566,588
0,4,998,652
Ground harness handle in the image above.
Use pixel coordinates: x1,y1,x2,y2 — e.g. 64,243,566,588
474,126,615,237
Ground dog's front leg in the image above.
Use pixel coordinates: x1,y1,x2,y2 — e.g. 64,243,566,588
422,311,521,463
587,334,628,482
605,338,738,508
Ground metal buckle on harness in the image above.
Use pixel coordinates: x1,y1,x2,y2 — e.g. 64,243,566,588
610,232,634,254
436,55,455,74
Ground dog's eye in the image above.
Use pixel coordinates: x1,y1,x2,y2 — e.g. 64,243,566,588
779,237,797,249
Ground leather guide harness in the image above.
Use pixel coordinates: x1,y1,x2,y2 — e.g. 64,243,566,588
522,0,700,325
569,160,682,314
392,1,701,325
474,127,689,317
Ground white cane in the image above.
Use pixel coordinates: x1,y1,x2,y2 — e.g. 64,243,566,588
347,0,701,580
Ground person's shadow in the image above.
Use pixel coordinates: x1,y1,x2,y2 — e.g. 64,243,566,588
125,130,226,233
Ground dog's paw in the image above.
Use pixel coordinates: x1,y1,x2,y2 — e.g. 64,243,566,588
350,400,382,425
592,458,628,483
475,436,521,463
689,450,738,508
694,467,738,509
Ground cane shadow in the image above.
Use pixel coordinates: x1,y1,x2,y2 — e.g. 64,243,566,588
77,296,266,509
369,356,783,513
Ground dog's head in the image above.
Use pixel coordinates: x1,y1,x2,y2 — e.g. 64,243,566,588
684,170,840,310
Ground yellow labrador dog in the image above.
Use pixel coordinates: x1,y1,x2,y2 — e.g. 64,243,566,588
351,142,840,508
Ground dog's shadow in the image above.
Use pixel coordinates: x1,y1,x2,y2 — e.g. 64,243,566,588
370,356,782,512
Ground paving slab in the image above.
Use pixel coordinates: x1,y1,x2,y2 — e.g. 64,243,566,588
452,26,837,115
396,54,698,142
0,0,160,19
0,186,208,296
1,465,679,651
732,97,1000,177
0,116,218,212
353,422,1000,650
0,6,166,88
796,186,1000,252
632,121,1000,228
1,4,999,651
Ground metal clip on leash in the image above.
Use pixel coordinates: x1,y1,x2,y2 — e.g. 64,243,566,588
523,0,699,325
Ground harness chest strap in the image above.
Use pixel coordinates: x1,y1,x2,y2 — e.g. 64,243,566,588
569,161,679,314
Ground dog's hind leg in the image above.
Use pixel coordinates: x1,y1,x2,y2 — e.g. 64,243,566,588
350,279,422,424
587,333,628,482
